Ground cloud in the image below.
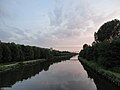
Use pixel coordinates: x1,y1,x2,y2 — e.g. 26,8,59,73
47,0,120,51
49,1,63,26
48,0,94,41
0,25,26,42
0,8,9,18
0,0,120,51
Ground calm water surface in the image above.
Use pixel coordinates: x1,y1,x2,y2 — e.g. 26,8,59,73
0,56,120,90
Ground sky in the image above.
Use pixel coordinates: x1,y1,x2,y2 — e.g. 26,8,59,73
0,0,120,52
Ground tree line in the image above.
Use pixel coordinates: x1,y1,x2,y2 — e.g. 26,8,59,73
0,41,75,63
79,19,120,71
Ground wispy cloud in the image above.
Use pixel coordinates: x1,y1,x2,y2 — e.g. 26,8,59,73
0,0,120,51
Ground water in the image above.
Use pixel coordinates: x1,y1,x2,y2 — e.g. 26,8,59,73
0,56,119,90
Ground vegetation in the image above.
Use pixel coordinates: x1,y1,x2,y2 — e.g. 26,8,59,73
94,19,120,42
0,56,73,88
0,41,76,64
79,57,120,86
79,19,120,86
79,19,120,71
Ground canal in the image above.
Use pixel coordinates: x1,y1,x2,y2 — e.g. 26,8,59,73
0,56,119,90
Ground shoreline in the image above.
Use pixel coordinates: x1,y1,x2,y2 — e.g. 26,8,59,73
0,59,46,73
0,55,75,73
78,57,120,87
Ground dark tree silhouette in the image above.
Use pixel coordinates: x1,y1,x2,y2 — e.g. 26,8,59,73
79,19,120,71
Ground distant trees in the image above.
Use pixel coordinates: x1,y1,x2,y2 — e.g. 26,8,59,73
0,42,3,62
33,46,41,59
79,19,120,70
17,45,25,61
7,43,20,62
22,45,34,60
1,43,12,62
0,41,75,64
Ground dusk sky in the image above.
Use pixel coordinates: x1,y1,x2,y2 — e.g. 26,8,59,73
0,0,120,52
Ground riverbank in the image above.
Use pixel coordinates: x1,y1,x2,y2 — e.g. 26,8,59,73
78,57,120,87
0,59,46,72
0,55,75,73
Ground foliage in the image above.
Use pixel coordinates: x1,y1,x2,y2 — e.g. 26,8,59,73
79,57,120,86
0,42,3,62
1,43,12,62
79,19,120,70
94,19,120,42
0,41,76,63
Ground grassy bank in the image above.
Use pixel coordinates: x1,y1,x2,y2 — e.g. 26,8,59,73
78,57,120,87
0,55,75,72
0,59,46,72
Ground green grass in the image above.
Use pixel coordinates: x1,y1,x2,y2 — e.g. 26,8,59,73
79,57,120,86
0,55,74,72
0,59,46,72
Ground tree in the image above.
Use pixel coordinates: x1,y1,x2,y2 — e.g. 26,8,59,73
95,19,120,42
33,47,41,59
23,46,34,60
1,43,11,62
17,45,25,61
85,46,94,61
8,43,20,62
79,19,120,69
0,42,3,62
0,40,74,64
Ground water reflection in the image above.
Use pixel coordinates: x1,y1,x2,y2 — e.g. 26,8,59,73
0,56,97,90
1,56,118,90
0,57,72,89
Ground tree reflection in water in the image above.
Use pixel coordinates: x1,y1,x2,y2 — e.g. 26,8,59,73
0,56,71,89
